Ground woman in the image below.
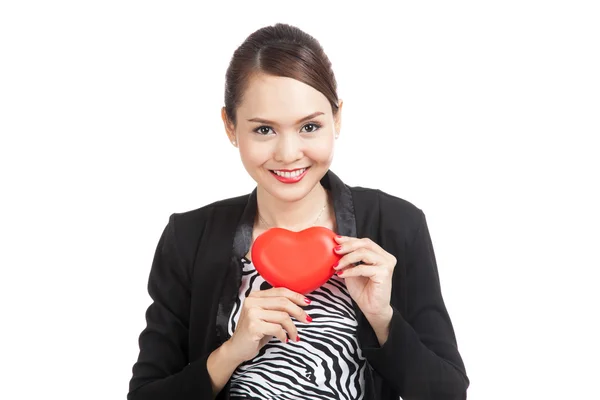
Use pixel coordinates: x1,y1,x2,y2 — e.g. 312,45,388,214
127,23,469,400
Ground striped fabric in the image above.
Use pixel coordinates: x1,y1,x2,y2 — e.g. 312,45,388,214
227,257,367,399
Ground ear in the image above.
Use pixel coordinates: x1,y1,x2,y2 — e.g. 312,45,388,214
221,107,237,147
334,99,343,139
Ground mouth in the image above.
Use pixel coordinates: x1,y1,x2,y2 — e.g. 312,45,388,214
269,167,310,184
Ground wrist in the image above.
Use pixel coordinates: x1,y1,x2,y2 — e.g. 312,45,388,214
364,306,393,346
220,339,244,367
207,339,242,397
364,306,393,326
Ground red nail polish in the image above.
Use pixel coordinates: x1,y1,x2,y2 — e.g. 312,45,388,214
296,335,301,342
306,315,313,322
332,262,338,269
304,297,311,305
337,270,344,276
334,245,342,251
286,338,289,343
336,234,342,238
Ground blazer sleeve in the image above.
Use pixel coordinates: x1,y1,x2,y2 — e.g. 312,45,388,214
127,213,215,400
359,209,470,399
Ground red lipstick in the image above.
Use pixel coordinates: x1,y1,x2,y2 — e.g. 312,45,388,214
269,167,309,184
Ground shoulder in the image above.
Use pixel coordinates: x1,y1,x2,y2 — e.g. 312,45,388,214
348,184,425,232
173,193,249,221
163,193,250,245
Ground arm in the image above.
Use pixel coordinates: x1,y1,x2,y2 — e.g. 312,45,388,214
358,210,470,399
127,213,233,400
206,340,245,395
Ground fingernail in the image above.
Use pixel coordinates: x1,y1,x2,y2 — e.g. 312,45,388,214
334,245,342,251
306,315,313,322
296,335,301,342
336,234,342,238
286,338,289,343
337,270,344,276
332,262,338,269
304,297,311,304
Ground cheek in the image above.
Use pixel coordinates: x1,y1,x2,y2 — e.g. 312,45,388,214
239,143,271,166
307,137,335,163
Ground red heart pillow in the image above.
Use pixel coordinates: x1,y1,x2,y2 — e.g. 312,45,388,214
251,226,342,294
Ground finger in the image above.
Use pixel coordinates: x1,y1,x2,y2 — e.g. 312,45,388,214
338,264,391,283
258,309,300,342
253,296,312,324
334,237,380,256
259,320,289,344
333,248,383,271
249,286,311,307
333,234,353,243
245,308,295,343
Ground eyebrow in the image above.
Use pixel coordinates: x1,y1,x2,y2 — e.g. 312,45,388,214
247,111,325,125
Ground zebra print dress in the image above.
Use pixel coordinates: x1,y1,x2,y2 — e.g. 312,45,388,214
227,257,367,399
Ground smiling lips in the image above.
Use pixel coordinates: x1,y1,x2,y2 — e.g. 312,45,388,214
269,167,309,183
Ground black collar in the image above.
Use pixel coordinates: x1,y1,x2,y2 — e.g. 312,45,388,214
216,169,362,345
215,169,378,399
231,169,357,260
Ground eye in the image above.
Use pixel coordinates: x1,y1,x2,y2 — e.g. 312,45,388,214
253,126,274,135
252,122,322,136
302,123,322,133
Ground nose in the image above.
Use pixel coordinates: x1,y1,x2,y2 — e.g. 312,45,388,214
273,133,303,164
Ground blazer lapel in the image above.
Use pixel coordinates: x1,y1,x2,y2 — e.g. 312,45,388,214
215,188,257,345
215,169,366,342
215,170,376,399
321,170,369,329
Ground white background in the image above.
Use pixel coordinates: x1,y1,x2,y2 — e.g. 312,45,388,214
1,1,599,399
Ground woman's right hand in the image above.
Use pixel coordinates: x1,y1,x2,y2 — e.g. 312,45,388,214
226,287,313,363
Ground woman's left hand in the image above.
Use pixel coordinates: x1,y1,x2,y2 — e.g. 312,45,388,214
333,235,396,322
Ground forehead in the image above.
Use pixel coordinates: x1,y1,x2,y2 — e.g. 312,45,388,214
238,73,331,120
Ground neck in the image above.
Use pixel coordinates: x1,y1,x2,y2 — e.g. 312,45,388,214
256,183,329,231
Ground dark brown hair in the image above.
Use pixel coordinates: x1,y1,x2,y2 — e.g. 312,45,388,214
223,23,340,127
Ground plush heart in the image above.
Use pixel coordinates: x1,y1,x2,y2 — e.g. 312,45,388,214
251,226,342,294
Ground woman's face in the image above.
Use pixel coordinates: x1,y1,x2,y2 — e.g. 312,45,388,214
223,73,342,203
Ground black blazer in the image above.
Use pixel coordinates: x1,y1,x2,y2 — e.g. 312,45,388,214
127,170,469,400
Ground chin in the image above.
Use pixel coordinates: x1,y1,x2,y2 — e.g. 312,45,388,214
259,166,326,203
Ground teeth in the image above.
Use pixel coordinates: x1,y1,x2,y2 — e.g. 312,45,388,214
273,168,306,178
